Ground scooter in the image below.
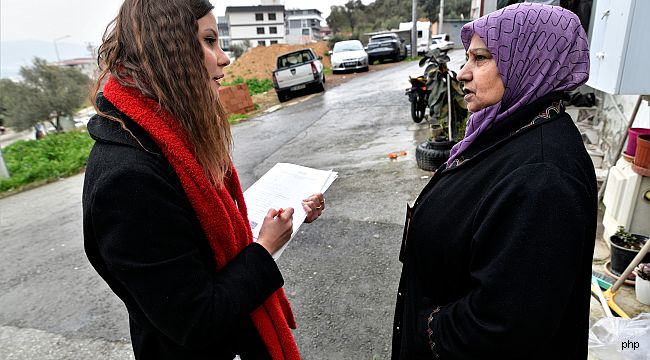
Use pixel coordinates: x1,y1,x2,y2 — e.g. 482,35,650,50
405,76,428,123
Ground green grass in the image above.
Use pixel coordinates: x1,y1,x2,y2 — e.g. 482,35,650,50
0,130,95,193
227,113,250,124
404,55,424,62
323,67,333,75
223,76,274,96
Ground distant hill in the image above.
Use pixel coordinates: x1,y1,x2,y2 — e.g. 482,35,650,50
1,40,89,79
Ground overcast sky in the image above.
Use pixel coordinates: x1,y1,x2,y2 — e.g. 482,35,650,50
0,0,372,46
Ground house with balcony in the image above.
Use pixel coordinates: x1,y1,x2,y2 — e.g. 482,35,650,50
285,9,323,45
57,57,97,79
217,16,231,51
225,5,286,47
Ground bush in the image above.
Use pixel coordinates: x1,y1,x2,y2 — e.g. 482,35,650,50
0,131,94,193
223,76,273,96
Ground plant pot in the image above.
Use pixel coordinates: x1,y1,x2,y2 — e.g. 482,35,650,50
636,277,650,305
610,235,650,276
633,134,650,169
625,128,650,157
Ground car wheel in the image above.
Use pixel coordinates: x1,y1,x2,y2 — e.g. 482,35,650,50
276,90,289,103
362,66,369,72
313,80,325,93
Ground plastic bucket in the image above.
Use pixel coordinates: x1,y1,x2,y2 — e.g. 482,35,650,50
625,128,650,157
634,134,650,169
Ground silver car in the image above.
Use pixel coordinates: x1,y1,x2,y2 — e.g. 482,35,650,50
330,40,369,73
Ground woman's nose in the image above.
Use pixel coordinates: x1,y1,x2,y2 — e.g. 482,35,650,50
218,49,230,67
457,64,470,82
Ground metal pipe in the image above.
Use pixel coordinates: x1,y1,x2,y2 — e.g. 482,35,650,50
447,72,453,141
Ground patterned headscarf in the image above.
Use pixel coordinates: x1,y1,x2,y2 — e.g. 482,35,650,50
447,2,589,165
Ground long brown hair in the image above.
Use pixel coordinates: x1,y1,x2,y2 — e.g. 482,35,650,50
91,0,232,187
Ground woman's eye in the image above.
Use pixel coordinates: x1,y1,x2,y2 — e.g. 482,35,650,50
204,37,216,46
475,55,487,61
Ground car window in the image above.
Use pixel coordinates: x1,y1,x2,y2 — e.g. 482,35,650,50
279,51,314,68
333,41,363,52
371,36,394,42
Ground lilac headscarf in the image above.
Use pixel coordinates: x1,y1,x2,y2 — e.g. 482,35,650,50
446,2,589,165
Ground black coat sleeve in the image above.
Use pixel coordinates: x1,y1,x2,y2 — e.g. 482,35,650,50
424,163,594,359
87,160,283,349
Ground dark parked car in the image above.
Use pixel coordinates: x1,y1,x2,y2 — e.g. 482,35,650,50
366,33,407,63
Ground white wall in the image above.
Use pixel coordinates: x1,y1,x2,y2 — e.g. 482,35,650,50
227,10,285,46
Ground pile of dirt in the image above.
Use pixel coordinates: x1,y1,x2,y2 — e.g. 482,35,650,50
225,41,331,81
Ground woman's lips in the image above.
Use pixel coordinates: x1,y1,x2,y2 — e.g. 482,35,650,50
463,91,474,102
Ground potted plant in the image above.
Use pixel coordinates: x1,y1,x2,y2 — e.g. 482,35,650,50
609,226,650,276
414,49,468,172
634,263,650,305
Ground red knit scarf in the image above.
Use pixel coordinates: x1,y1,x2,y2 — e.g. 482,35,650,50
103,77,300,359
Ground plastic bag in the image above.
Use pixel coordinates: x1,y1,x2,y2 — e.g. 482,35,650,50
588,313,650,360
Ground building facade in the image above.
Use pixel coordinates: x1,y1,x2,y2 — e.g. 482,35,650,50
285,9,323,45
217,16,231,51
225,5,286,47
57,58,97,79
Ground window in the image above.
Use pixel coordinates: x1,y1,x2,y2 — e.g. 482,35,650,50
257,27,265,35
289,20,301,28
270,40,278,45
418,30,423,38
255,13,263,21
302,28,310,36
268,13,276,20
258,40,266,47
269,27,277,34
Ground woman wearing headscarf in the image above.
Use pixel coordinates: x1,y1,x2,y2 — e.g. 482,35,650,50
392,3,596,359
82,0,324,359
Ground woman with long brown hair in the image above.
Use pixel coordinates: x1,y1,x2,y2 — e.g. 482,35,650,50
82,1,323,359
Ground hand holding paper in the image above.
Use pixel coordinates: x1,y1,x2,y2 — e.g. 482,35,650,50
256,207,294,255
244,163,338,260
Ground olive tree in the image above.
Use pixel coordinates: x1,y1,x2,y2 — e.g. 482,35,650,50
1,58,91,131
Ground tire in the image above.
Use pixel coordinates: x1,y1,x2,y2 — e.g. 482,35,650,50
314,81,325,93
410,101,424,123
362,66,369,72
415,139,456,172
276,90,289,103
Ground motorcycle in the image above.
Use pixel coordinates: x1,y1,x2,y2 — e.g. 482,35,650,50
405,75,428,123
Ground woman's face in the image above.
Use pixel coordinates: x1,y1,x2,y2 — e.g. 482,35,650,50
457,34,505,113
197,12,230,98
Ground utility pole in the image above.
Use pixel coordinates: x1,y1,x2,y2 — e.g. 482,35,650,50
411,0,417,57
0,148,9,179
438,0,445,35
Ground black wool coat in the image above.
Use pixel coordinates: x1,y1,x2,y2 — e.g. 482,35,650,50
392,92,597,360
83,94,279,360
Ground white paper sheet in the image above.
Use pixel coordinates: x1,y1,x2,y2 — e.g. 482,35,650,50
243,163,338,260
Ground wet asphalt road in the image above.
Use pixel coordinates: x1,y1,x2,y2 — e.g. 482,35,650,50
0,52,465,359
